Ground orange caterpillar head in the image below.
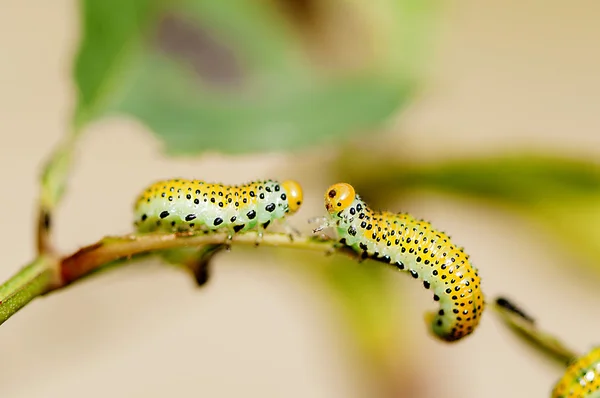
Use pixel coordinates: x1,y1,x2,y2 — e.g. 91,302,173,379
324,183,356,214
281,180,304,214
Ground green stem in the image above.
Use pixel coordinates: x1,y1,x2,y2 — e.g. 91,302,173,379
37,138,77,254
0,231,348,327
492,297,579,366
0,256,60,326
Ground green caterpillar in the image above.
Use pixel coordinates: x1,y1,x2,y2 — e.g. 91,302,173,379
134,178,303,238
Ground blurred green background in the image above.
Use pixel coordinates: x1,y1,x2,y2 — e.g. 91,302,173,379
1,0,599,397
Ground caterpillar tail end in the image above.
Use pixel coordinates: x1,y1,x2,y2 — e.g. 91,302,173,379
424,310,466,343
424,311,448,342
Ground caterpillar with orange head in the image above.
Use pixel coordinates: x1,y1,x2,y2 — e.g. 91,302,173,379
552,347,600,397
134,178,303,240
313,182,484,342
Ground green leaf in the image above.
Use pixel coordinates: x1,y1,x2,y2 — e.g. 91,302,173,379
72,0,435,154
115,55,414,154
337,151,600,268
317,257,404,358
285,253,413,361
72,0,165,129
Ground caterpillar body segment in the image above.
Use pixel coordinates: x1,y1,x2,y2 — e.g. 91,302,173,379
134,179,303,239
553,347,600,398
318,182,484,342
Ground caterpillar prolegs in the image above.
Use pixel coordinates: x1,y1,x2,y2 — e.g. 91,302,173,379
314,182,485,342
134,179,304,240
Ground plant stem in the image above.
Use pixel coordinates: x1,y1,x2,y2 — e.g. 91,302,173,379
0,231,348,326
492,297,579,366
36,208,54,255
0,256,60,326
61,232,343,284
37,138,76,255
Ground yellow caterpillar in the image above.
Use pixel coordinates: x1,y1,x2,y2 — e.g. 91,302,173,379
314,182,485,342
553,347,600,398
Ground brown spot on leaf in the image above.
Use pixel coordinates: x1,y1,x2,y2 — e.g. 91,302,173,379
154,13,243,88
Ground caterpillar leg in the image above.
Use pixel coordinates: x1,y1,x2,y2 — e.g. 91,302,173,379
308,216,340,255
322,239,349,257
175,230,199,238
325,246,337,256
254,225,264,247
308,216,333,234
223,228,235,252
279,219,301,242
356,250,368,263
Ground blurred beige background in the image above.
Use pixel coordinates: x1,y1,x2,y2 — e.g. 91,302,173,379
1,0,599,397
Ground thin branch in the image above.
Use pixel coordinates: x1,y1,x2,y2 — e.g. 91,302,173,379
37,138,76,255
492,296,579,366
0,231,347,326
0,256,61,326
60,232,345,285
36,208,54,255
